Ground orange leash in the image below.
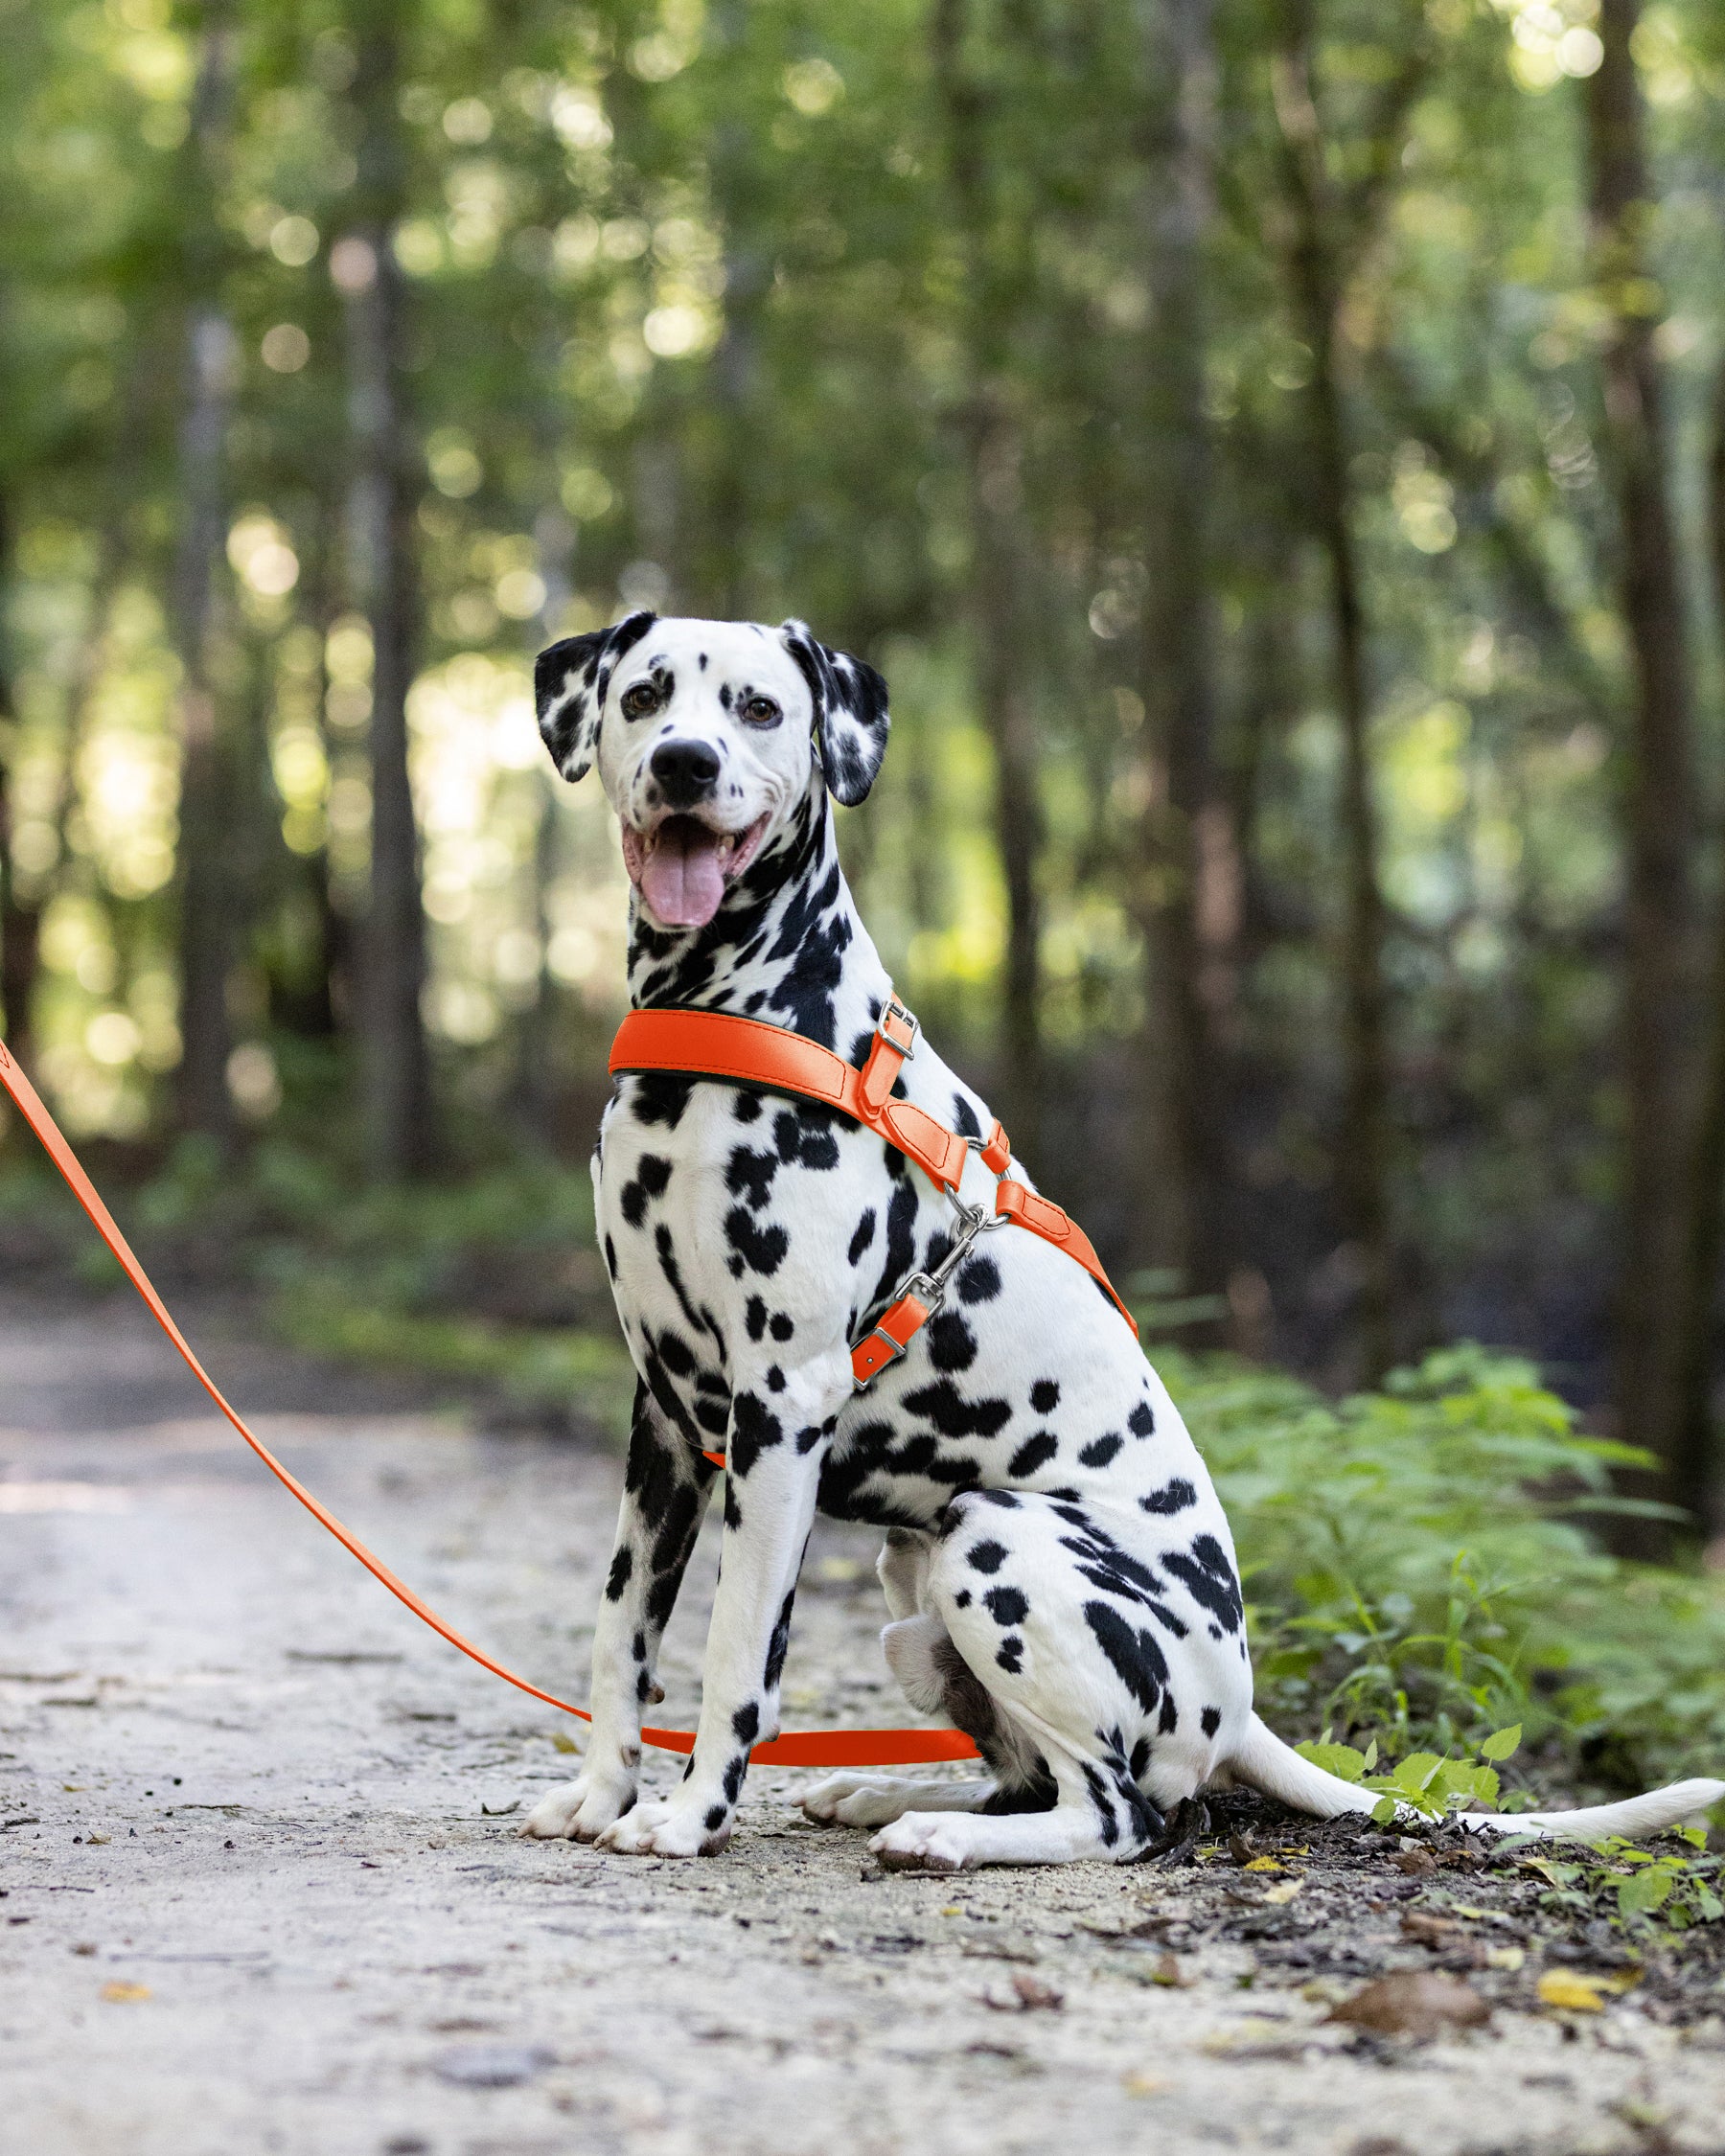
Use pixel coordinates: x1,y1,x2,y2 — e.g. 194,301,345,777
0,1034,977,1769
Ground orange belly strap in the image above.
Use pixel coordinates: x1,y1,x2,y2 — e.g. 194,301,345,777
609,992,1138,1468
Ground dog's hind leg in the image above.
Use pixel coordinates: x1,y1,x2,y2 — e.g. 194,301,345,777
867,1491,1199,1869
801,1615,999,1824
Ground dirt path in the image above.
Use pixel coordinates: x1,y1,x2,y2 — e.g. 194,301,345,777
4,1290,1725,2156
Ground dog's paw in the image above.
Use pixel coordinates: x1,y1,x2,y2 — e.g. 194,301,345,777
518,1771,635,1842
596,1797,729,1859
870,1813,976,1872
802,1775,912,1828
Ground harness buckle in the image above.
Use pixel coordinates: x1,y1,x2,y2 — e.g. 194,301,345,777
876,996,919,1059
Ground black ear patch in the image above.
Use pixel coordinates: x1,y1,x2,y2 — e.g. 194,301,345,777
780,619,889,807
534,609,656,782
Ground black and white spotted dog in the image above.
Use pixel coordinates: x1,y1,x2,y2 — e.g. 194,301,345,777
519,611,1722,1868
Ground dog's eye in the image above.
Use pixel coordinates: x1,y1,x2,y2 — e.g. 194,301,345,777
621,680,659,720
742,695,780,726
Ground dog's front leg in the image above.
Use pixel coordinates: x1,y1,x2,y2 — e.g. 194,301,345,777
520,1382,715,1841
596,1356,846,1858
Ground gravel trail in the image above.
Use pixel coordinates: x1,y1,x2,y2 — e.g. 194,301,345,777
4,1288,1725,2155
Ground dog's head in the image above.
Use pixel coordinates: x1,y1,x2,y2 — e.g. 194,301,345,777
534,613,888,930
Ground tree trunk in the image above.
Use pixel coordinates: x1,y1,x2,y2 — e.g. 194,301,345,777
932,0,1045,1160
171,7,239,1147
340,1,432,1181
0,487,36,1070
1671,358,1725,1540
702,0,766,621
1587,0,1698,1537
1273,12,1393,1383
1133,0,1230,1300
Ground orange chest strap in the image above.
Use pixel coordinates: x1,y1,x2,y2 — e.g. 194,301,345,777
608,995,1138,1462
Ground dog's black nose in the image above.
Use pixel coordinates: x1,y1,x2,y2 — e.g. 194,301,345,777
650,739,722,807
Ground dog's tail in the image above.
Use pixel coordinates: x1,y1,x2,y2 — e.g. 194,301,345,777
1227,1713,1724,1844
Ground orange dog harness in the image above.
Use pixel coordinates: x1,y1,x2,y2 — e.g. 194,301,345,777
609,992,1138,1466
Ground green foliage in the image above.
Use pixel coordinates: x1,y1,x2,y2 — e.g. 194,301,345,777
1506,1831,1725,1936
1295,1723,1519,1820
1165,1345,1725,1789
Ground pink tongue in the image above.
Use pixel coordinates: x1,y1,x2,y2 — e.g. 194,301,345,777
640,821,726,929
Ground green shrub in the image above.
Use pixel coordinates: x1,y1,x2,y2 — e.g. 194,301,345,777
1162,1343,1725,1791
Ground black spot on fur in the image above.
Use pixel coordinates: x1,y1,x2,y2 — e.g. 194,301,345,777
728,1390,783,1479
723,1753,747,1802
903,1379,1012,1440
705,1804,726,1830
733,1089,762,1123
629,1072,694,1129
764,1588,795,1688
1030,1380,1060,1413
619,1152,673,1228
746,1296,767,1341
955,1255,1001,1305
733,1702,760,1745
951,1092,981,1139
725,1146,778,1211
1201,1706,1221,1737
770,1312,794,1342
927,1311,978,1372
847,1208,877,1264
1140,1478,1197,1516
766,1365,784,1392
724,1205,789,1276
1007,1432,1058,1479
1078,1433,1122,1469
967,1539,1007,1574
1162,1535,1244,1635
1128,1400,1156,1437
953,1588,972,1608
605,1547,633,1601
1083,1599,1170,1715
984,1585,1029,1627
996,1637,1024,1674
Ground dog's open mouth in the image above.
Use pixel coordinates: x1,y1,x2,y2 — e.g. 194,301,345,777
621,813,770,929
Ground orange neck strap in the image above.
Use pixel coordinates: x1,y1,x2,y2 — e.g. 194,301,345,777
610,996,1138,1440
0,1033,976,1769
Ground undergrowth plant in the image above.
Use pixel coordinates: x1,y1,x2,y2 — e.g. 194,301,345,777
1161,1343,1725,1795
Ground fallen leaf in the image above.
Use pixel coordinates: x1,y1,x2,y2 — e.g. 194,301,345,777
1122,2071,1170,2097
1229,1830,1258,1865
85,1831,111,1846
1536,1969,1612,2013
1202,2016,1311,2058
1150,1953,1184,1986
478,1800,518,1817
101,1983,151,2004
1485,1946,1526,1972
550,1732,580,1755
1392,1847,1438,1877
1243,1855,1285,1874
1009,1972,1064,2011
940,1904,963,1916
1401,1912,1469,1947
1328,1971,1490,2039
1264,1878,1303,1905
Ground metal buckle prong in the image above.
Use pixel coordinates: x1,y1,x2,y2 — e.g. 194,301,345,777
877,995,919,1059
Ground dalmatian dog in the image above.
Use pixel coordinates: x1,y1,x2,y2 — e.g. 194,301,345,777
518,611,1724,1868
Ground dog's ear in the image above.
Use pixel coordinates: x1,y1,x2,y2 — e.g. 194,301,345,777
780,620,889,807
534,610,656,782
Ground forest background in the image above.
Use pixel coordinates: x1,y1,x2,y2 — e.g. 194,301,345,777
5,0,1725,1638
